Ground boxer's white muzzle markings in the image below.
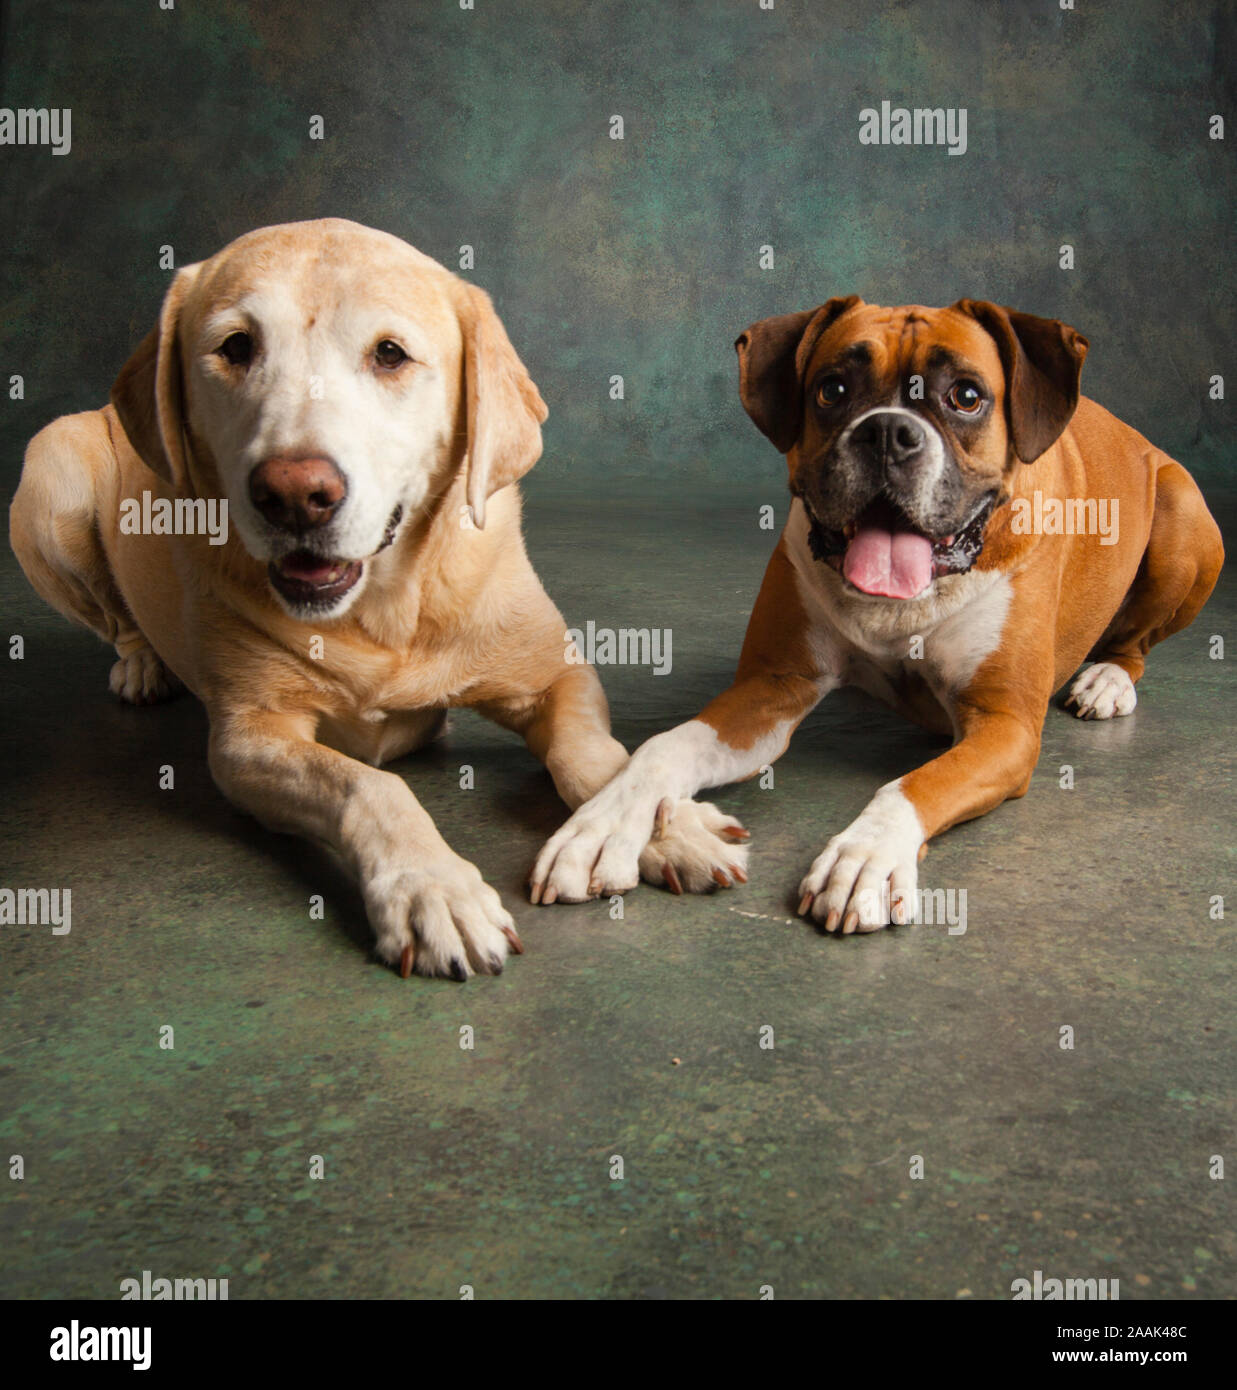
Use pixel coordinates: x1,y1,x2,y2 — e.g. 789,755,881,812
10,219,748,979
531,297,1224,932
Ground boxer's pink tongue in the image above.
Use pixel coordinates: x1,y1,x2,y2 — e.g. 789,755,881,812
842,525,934,598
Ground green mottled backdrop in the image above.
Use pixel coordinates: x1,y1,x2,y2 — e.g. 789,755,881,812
1,3,1236,1308
1,0,1233,489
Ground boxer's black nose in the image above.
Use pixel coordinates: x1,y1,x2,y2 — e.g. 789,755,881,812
852,411,927,469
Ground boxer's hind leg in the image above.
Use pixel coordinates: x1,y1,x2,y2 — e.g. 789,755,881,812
9,412,181,706
1067,459,1223,720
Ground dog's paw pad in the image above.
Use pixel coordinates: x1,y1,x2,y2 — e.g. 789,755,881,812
1066,662,1137,720
109,647,183,705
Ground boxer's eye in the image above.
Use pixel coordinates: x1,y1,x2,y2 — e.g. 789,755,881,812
815,376,847,408
217,331,253,367
374,339,409,370
946,381,984,414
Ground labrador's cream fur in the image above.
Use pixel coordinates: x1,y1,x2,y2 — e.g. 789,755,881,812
10,219,746,978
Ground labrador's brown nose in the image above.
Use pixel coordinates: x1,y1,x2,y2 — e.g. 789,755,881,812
248,455,346,532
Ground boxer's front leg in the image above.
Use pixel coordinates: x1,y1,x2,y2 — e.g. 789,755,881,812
482,663,755,898
528,539,836,903
528,668,826,902
799,653,1050,934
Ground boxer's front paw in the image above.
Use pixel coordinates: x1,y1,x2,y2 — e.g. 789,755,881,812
364,854,521,980
798,783,924,934
1065,662,1137,720
530,787,748,903
529,782,645,903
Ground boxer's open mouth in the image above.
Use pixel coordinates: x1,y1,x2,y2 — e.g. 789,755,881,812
806,494,996,599
267,505,403,609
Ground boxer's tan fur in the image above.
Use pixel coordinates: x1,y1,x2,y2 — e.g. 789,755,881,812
531,298,1223,932
10,219,745,978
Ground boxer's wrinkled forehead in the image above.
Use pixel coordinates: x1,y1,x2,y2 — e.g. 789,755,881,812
925,309,1008,386
803,304,1005,396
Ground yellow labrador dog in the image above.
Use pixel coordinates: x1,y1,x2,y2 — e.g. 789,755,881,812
10,219,747,979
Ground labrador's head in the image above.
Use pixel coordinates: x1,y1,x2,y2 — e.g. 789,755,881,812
735,297,1087,600
112,219,547,619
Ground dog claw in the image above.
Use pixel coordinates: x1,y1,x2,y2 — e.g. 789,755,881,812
824,908,841,933
663,864,683,895
842,910,859,935
501,925,525,955
449,959,468,982
721,825,751,842
399,944,414,979
543,885,558,905
729,863,748,884
711,867,731,888
798,892,814,916
655,797,673,836
917,843,928,862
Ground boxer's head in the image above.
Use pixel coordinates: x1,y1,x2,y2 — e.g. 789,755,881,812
735,297,1088,599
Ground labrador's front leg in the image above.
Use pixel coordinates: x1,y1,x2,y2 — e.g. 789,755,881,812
208,710,520,979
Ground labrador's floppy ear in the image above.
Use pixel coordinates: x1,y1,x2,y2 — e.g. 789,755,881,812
111,264,202,494
734,295,863,453
458,284,548,529
951,299,1089,463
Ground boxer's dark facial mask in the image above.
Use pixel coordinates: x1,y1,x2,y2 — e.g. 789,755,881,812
794,350,1005,599
735,299,1085,601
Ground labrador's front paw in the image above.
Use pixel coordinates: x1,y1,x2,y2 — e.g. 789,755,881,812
798,783,923,934
364,855,522,980
637,798,750,894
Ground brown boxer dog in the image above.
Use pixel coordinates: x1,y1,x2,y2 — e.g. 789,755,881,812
530,297,1224,932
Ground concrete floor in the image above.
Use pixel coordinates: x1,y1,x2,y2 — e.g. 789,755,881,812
1,480,1233,1300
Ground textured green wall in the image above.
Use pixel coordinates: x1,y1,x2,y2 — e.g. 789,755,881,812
1,0,1233,488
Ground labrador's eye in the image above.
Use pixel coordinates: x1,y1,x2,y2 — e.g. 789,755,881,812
217,332,253,367
375,340,408,370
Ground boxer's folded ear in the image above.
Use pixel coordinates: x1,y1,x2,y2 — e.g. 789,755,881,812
735,296,863,453
953,299,1089,464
